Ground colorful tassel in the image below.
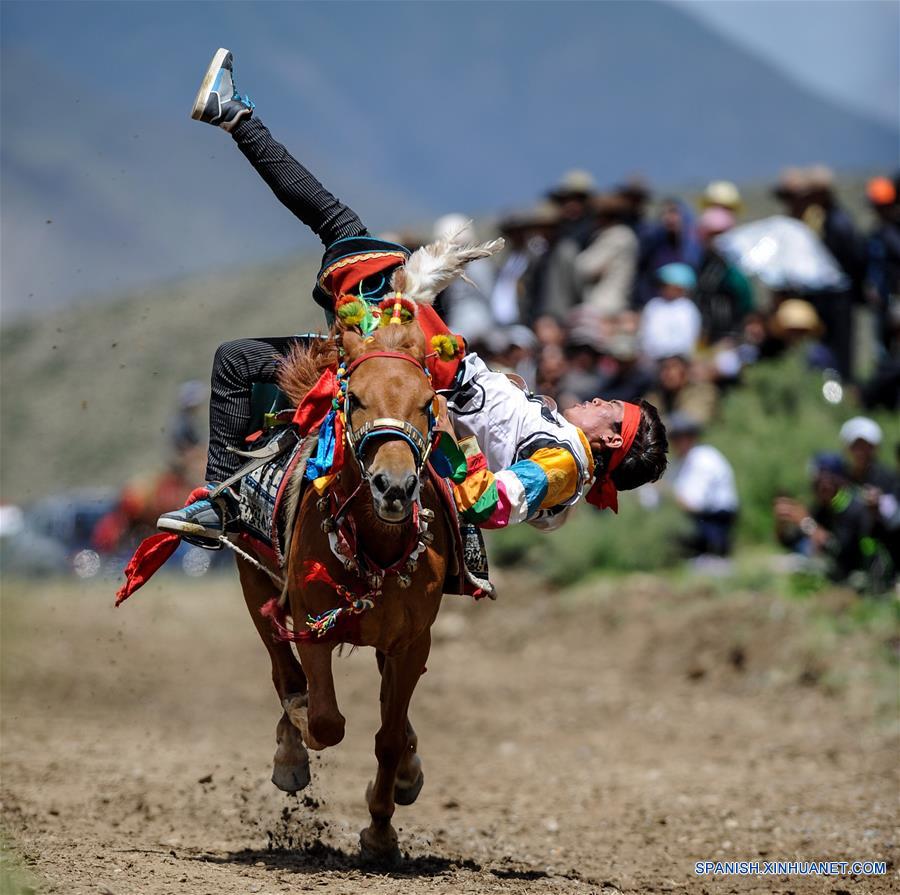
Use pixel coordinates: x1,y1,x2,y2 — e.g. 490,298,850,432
377,293,417,326
430,334,462,362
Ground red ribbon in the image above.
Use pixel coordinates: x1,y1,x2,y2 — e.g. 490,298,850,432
114,486,213,605
585,402,641,513
292,367,338,435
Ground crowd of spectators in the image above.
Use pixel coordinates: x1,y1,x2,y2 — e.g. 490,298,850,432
398,165,899,588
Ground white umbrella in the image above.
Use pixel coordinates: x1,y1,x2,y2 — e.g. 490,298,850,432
715,215,849,292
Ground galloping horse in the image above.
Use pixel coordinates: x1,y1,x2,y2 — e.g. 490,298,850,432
237,318,451,862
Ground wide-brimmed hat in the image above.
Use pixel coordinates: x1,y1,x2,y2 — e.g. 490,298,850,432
770,299,824,338
701,180,742,212
547,169,597,201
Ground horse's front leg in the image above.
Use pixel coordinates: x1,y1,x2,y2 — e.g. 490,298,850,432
360,630,431,863
236,558,310,792
376,651,424,805
295,640,345,750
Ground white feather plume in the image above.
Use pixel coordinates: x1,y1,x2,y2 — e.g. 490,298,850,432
391,227,505,306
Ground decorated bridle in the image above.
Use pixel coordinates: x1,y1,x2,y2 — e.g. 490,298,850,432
340,350,437,481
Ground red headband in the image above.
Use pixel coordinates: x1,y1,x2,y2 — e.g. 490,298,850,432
585,402,641,513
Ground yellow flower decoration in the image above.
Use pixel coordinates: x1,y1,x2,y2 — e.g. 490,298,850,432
431,334,461,362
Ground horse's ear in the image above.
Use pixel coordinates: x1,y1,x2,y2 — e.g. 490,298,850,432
342,330,366,361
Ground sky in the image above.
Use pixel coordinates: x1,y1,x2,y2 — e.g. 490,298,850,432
1,0,897,319
674,0,899,127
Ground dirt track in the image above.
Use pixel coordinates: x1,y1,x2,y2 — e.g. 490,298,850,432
1,569,897,894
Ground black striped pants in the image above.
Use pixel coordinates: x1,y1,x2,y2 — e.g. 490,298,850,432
204,116,366,481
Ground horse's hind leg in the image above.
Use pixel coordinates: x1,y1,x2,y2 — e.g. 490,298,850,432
361,631,431,863
236,558,310,792
376,651,424,805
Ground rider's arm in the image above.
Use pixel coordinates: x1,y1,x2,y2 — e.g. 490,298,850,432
452,438,585,529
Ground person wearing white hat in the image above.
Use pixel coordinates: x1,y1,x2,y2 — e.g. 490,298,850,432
839,418,899,579
838,417,899,533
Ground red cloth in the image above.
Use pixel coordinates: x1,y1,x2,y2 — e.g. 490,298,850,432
417,305,463,391
585,402,642,513
292,367,338,435
114,486,212,606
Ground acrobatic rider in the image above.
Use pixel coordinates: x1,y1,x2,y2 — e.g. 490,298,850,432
157,49,667,544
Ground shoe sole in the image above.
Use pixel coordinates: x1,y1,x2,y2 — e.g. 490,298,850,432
157,517,222,541
190,47,230,120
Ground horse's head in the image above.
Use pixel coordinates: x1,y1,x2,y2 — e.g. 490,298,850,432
336,229,505,522
341,325,436,523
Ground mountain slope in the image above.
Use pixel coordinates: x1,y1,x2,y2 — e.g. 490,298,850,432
2,0,897,319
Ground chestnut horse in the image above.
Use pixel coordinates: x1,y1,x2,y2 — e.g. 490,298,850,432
237,320,450,862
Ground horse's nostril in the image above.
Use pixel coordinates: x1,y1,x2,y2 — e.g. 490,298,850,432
404,475,418,498
372,473,390,494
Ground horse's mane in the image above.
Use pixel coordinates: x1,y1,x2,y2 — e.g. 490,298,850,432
277,337,339,406
277,324,426,408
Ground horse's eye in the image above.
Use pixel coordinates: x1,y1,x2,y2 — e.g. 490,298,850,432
347,392,363,410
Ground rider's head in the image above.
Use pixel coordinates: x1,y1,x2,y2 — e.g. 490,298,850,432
563,398,668,508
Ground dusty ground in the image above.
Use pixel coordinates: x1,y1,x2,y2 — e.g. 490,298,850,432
1,568,897,895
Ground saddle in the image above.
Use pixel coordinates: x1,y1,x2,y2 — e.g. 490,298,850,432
231,390,493,599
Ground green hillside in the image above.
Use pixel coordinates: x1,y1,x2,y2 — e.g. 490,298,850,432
0,173,881,505
0,254,324,502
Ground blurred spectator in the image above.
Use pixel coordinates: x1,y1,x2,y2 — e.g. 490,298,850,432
839,418,900,565
432,214,495,343
864,175,900,359
527,203,581,325
774,453,893,588
557,330,605,408
639,263,702,360
575,194,638,316
168,379,207,481
546,169,597,249
535,342,567,398
646,355,718,425
633,198,703,307
615,176,654,234
773,165,860,378
595,332,654,404
769,299,835,369
668,413,739,558
772,167,811,219
694,207,754,345
700,180,743,215
484,325,538,384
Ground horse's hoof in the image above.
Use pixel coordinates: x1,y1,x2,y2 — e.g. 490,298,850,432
394,769,424,806
271,760,311,793
359,827,401,867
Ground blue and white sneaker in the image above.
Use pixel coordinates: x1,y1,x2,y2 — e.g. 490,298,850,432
190,47,254,132
157,486,233,548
